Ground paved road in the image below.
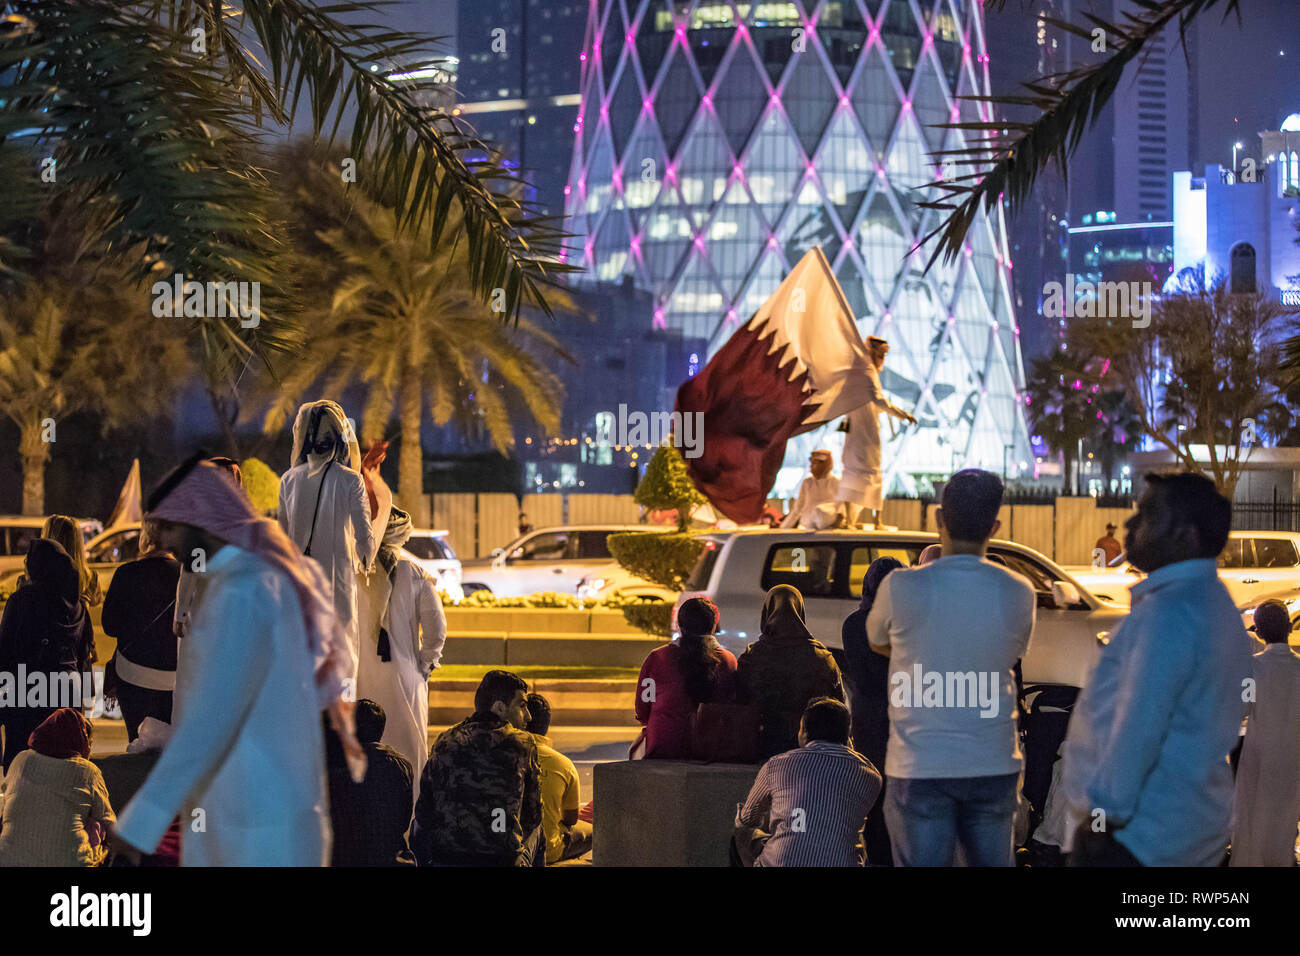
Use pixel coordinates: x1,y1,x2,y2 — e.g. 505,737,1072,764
83,720,640,797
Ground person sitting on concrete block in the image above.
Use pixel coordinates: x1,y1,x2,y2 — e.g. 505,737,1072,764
732,697,881,866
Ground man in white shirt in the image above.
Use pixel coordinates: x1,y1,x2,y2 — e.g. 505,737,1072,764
112,458,362,866
1231,600,1300,866
780,450,840,528
1060,472,1253,867
867,468,1035,866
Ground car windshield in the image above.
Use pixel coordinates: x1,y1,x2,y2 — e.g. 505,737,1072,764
88,529,140,564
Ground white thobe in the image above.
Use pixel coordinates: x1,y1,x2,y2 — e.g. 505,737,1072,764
837,363,910,511
780,474,841,528
114,545,331,866
1231,643,1300,866
356,551,447,807
279,457,391,672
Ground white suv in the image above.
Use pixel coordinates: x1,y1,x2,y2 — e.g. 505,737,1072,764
1066,530,1300,608
402,529,464,601
675,529,1126,690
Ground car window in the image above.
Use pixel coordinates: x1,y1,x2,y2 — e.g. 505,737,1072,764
403,536,442,561
1218,539,1251,570
575,531,615,560
509,532,570,562
686,539,723,590
5,526,40,558
988,548,1055,594
762,544,838,598
848,545,926,584
437,537,457,561
87,529,139,564
1251,538,1298,568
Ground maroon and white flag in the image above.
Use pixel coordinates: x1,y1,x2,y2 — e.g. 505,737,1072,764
675,247,879,524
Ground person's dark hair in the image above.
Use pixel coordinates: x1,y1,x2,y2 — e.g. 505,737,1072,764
1143,472,1231,558
525,693,551,735
1254,600,1291,644
801,697,851,746
474,669,528,714
940,469,1004,542
675,597,724,703
146,451,212,512
354,698,386,744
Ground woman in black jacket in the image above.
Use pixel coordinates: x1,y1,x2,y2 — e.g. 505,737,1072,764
102,523,181,741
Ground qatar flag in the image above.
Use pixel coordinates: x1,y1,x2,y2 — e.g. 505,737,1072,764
675,247,879,524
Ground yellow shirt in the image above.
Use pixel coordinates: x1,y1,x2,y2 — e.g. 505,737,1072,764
531,734,581,864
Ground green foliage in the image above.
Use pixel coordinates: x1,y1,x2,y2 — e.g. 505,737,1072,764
240,458,280,514
441,587,673,636
607,532,704,592
634,445,705,531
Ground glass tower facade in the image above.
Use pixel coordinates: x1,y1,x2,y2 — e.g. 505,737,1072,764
566,0,1032,490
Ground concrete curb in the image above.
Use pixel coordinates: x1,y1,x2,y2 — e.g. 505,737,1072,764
429,678,639,727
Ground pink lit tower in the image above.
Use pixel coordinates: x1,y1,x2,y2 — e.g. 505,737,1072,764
565,0,1031,490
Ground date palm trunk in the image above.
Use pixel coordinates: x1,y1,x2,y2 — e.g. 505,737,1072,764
398,372,428,527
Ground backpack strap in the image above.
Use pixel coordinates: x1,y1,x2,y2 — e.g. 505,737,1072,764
302,459,334,558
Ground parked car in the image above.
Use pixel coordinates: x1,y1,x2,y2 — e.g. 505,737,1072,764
674,528,1127,690
0,515,103,575
1066,530,1300,608
402,529,464,601
460,524,669,598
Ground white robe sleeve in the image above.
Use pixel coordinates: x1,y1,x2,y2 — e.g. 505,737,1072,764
347,468,389,573
780,478,810,528
865,365,910,420
412,565,447,676
277,473,292,537
114,574,274,853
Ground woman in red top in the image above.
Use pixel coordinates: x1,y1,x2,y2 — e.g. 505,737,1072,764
635,598,738,758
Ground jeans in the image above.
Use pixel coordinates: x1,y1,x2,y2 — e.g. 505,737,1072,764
884,772,1021,866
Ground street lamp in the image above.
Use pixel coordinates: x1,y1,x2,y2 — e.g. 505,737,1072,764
1233,141,1245,177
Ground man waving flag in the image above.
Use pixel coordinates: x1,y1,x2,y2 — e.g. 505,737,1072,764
675,247,893,524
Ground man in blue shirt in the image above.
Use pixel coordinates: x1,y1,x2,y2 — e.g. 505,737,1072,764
1062,472,1254,866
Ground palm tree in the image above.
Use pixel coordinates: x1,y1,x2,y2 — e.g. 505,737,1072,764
260,150,577,526
921,0,1242,262
0,193,189,513
1,1,573,442
1023,350,1096,494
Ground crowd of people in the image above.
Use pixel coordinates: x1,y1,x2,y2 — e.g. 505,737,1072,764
0,398,1296,866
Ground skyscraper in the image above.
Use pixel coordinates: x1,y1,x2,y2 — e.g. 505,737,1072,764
566,0,1032,491
454,0,588,218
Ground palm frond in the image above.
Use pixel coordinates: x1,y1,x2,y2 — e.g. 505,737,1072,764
918,0,1242,267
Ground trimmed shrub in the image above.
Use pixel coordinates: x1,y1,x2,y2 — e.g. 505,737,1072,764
606,531,704,591
241,457,280,514
634,444,704,532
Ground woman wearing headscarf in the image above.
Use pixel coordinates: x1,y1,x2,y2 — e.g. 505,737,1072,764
0,539,96,771
842,556,904,865
736,585,845,760
355,506,446,808
634,597,738,759
0,708,114,866
279,400,392,672
101,520,181,742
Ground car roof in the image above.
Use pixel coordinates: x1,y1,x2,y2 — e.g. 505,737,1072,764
530,524,666,533
0,516,99,527
410,529,450,537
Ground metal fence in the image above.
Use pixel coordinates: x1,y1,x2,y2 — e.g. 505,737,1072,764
1233,501,1300,532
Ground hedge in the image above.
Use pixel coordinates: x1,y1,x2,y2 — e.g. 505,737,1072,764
606,531,704,591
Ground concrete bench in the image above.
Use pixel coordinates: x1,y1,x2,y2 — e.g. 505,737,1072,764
440,631,507,665
505,632,665,667
594,759,760,866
